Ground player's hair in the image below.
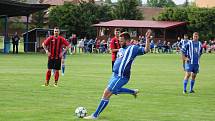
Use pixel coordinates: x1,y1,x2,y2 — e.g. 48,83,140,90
120,32,130,41
193,32,199,36
115,28,120,32
54,27,59,30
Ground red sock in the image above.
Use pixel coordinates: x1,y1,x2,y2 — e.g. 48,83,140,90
55,71,59,84
46,70,51,85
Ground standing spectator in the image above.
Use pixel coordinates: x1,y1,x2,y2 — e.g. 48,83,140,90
95,39,101,53
100,40,107,53
12,32,20,54
42,27,71,87
157,40,163,53
163,41,167,53
110,29,120,71
70,34,78,54
202,41,207,53
150,40,155,53
166,42,172,53
77,39,84,53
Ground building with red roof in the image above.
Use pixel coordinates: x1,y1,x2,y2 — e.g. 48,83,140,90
93,20,187,42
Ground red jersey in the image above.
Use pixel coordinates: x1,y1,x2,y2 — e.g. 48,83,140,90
43,35,70,59
110,37,120,61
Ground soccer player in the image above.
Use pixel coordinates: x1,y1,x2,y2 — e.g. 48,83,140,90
84,30,151,120
61,47,67,76
42,27,71,87
179,34,190,70
181,32,203,94
110,29,120,71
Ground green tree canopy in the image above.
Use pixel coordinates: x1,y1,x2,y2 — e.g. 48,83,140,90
48,2,114,38
113,0,143,20
147,0,176,7
156,7,215,40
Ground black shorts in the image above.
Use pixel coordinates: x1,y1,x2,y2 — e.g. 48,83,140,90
48,59,61,70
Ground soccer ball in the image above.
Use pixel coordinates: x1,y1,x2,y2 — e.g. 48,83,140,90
75,107,87,118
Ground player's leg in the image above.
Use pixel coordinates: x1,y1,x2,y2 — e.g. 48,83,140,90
108,77,138,96
84,75,120,119
54,59,61,87
189,64,199,93
183,71,191,93
183,62,192,93
43,59,54,86
93,89,112,118
54,70,59,87
44,69,51,86
84,88,112,119
61,57,65,76
190,73,197,93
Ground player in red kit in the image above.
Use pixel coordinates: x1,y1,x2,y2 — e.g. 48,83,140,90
110,29,120,71
42,27,71,87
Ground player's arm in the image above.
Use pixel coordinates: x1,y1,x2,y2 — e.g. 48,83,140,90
42,37,51,56
181,43,189,61
144,29,151,53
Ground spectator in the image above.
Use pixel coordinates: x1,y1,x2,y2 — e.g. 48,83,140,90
202,41,207,53
70,34,78,54
157,40,163,53
12,32,20,54
77,39,84,53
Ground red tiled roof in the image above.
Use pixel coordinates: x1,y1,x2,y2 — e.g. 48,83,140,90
93,20,187,29
42,0,64,5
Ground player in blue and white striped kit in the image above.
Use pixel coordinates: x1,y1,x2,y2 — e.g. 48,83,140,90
84,30,151,120
181,32,203,94
179,34,190,70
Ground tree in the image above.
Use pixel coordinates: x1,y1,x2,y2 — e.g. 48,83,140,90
156,7,215,40
31,10,45,28
48,2,114,38
105,0,112,4
183,0,189,7
114,0,143,20
147,0,176,7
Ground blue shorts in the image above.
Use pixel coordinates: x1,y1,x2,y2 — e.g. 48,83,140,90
185,63,199,73
107,73,129,94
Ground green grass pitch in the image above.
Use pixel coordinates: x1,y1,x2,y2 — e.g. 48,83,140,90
0,53,215,121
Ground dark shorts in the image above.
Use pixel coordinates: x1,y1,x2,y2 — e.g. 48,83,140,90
48,59,61,70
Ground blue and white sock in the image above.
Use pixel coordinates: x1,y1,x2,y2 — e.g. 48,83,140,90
93,98,109,118
183,79,188,91
190,80,195,91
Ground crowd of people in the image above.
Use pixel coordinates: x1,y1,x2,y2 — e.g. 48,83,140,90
66,33,215,55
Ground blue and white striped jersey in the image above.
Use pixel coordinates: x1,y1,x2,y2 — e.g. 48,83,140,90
113,45,145,78
182,40,203,64
179,39,190,49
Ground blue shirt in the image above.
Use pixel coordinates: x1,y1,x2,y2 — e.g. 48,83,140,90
113,45,145,79
182,40,202,64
